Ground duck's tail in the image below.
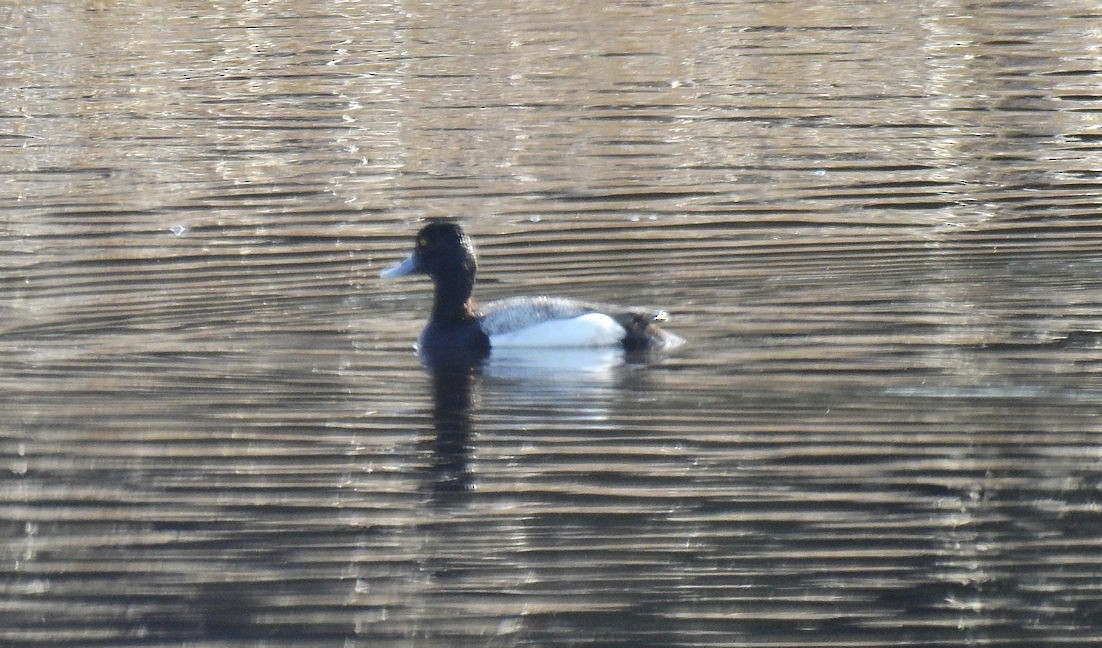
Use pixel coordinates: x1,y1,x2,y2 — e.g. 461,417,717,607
615,310,685,351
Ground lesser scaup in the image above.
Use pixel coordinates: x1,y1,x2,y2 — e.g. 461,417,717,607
381,222,684,357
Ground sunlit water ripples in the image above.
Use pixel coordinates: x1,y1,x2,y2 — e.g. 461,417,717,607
2,0,1102,646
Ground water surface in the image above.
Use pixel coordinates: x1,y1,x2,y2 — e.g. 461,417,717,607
3,0,1102,646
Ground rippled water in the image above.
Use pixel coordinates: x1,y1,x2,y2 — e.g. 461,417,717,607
3,0,1102,646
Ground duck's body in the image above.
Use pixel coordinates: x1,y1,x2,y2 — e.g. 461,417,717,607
480,296,675,349
381,222,683,358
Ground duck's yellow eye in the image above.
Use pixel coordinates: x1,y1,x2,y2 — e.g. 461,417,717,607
418,236,427,247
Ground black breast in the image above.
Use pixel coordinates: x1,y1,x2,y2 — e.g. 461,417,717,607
418,319,491,367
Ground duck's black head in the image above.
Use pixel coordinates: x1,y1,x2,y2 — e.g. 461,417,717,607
381,221,478,283
381,221,484,343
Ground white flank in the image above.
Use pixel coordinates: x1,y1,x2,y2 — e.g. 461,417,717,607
489,313,626,348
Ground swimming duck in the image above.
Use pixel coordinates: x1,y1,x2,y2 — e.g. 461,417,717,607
381,222,683,358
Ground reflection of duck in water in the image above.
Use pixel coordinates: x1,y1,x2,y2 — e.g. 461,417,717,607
426,364,477,502
381,222,683,364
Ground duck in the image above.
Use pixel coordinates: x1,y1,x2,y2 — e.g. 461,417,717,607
380,221,683,359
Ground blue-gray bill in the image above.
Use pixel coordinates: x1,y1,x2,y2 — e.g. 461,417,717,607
380,254,417,278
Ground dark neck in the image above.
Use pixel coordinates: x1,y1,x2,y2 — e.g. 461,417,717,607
430,272,477,324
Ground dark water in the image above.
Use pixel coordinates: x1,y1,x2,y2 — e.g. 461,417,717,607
3,0,1102,646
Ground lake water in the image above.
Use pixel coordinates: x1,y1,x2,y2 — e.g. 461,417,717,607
3,0,1102,646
